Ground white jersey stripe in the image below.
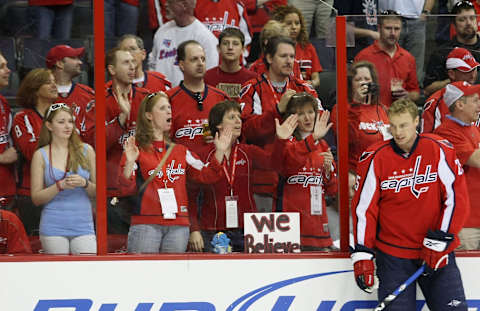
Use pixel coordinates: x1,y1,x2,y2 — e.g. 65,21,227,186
437,147,456,231
186,149,207,171
356,160,377,245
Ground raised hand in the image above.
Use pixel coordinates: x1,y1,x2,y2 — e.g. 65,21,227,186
275,114,298,140
214,127,233,163
277,89,297,113
313,110,332,141
124,136,139,163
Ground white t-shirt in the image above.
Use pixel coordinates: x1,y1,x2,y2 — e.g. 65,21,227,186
379,0,424,18
148,18,219,87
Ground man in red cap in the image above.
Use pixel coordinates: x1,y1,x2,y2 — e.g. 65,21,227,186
46,45,95,143
422,47,479,133
434,81,480,250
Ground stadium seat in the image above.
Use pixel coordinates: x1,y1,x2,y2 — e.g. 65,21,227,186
19,38,90,80
0,0,32,37
317,71,337,111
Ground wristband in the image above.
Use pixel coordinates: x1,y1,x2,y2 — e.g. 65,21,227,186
56,181,63,191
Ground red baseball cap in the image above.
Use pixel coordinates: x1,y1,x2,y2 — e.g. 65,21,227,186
46,45,85,68
446,47,479,72
444,81,480,107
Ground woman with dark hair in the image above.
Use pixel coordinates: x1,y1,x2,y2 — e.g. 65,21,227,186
278,92,337,251
272,5,322,88
30,103,96,254
330,61,390,199
119,92,231,253
188,99,298,252
12,68,59,236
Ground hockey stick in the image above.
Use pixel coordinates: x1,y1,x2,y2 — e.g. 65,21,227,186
374,254,449,311
373,264,426,311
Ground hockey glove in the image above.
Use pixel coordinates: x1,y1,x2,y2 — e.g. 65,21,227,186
351,245,375,293
421,230,454,272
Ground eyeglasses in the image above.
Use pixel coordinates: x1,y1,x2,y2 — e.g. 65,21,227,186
45,103,69,119
452,1,475,14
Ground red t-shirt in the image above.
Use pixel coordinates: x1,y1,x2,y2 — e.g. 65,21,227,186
330,102,390,172
434,116,480,228
354,41,419,107
204,66,258,98
0,95,15,197
295,42,323,81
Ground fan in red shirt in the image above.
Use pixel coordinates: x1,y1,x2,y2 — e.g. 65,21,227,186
116,34,172,92
422,47,479,133
204,27,258,99
13,68,58,235
96,48,149,234
434,81,480,250
354,11,419,107
46,45,96,144
272,5,323,88
189,100,295,252
239,36,319,212
278,93,337,251
0,52,17,209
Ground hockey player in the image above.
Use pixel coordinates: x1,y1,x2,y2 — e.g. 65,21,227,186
351,98,469,310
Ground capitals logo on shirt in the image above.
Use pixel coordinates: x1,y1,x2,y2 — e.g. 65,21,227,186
148,160,186,182
163,39,172,48
380,155,438,198
287,168,324,187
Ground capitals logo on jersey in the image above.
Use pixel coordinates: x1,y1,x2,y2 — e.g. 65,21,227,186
287,167,324,188
203,11,236,33
380,155,438,198
148,160,186,182
175,119,207,140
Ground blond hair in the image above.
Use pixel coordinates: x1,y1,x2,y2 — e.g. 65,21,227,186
37,105,90,173
136,92,171,150
388,98,418,120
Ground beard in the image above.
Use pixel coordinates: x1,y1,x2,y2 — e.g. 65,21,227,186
458,29,477,41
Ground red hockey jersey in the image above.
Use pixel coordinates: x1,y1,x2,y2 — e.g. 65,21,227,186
352,134,470,259
12,109,43,196
194,0,253,49
0,95,15,197
119,141,223,227
166,82,229,157
279,135,337,248
56,82,95,143
204,66,258,98
104,86,149,197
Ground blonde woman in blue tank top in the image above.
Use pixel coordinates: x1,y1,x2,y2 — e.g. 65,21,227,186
31,103,96,254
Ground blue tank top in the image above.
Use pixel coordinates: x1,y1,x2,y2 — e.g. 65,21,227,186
39,145,95,236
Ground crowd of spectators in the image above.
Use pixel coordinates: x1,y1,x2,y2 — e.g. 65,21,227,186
0,0,479,256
